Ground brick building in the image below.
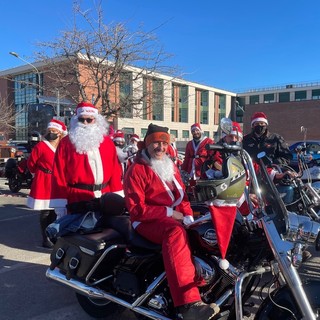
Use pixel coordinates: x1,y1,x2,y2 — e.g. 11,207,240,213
237,82,320,144
0,56,236,146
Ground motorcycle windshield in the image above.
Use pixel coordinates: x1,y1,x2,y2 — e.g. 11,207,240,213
258,156,288,236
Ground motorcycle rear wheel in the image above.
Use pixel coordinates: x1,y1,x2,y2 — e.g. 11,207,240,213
76,293,125,318
8,177,21,193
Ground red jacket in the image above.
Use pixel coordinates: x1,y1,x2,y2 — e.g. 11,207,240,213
124,151,193,225
181,137,221,179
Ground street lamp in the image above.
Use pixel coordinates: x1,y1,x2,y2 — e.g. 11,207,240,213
9,51,41,100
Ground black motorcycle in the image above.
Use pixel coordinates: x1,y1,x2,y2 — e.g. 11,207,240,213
46,119,320,320
4,153,32,193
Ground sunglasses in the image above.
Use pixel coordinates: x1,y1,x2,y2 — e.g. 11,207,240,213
78,117,94,124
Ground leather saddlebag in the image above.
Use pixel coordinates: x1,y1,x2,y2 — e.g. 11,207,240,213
49,228,125,280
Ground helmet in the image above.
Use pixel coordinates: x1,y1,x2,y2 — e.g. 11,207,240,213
195,156,246,204
15,151,24,157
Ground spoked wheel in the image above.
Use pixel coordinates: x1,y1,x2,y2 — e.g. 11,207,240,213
8,177,21,193
76,293,125,318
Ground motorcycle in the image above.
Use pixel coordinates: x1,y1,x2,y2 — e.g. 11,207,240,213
4,152,33,193
273,148,320,221
46,119,320,320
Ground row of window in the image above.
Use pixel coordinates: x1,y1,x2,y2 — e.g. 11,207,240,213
122,127,211,140
243,89,320,105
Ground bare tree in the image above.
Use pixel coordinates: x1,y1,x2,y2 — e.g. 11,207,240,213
35,0,180,119
0,96,16,139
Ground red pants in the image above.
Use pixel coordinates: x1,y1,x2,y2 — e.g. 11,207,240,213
136,217,200,307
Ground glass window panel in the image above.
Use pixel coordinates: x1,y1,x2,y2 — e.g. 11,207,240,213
312,89,320,100
182,130,189,138
170,129,178,139
141,128,148,139
264,93,274,103
249,95,259,104
295,90,306,101
279,92,290,102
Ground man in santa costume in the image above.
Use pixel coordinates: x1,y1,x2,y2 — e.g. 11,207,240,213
243,112,292,167
27,119,68,248
181,123,221,188
124,123,219,320
50,101,123,219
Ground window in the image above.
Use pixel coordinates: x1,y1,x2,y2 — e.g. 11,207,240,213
182,130,189,139
119,72,133,118
170,129,178,139
141,128,148,139
279,92,290,102
312,89,320,100
237,97,245,106
295,90,306,101
200,90,209,124
179,85,188,123
264,93,274,103
249,95,259,104
204,131,210,138
142,77,164,120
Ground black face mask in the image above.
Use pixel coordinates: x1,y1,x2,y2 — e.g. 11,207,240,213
253,125,267,136
45,132,59,141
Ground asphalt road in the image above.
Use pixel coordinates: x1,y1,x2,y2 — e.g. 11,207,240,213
0,177,319,320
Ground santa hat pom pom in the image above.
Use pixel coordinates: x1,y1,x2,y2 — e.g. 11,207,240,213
219,259,230,270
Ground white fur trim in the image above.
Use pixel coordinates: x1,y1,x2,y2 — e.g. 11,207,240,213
166,207,173,217
76,106,99,117
251,117,268,127
48,122,64,132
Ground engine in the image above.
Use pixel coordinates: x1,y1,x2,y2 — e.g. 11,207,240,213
193,256,216,286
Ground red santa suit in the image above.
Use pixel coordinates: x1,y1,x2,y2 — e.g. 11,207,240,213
181,136,221,180
50,135,123,213
124,150,200,307
27,141,56,210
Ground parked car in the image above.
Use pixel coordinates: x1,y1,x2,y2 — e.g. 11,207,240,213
289,140,320,168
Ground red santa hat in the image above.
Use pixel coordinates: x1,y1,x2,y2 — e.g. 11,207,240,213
191,123,202,132
230,121,243,138
130,134,140,142
137,123,170,150
113,130,125,143
251,112,268,127
47,119,68,135
76,101,99,117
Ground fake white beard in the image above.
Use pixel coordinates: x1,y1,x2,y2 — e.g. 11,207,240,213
69,115,108,154
150,155,175,182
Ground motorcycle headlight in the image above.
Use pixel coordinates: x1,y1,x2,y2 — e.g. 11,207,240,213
284,211,320,244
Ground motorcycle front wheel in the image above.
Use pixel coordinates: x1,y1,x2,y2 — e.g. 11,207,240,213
76,293,125,318
8,177,21,193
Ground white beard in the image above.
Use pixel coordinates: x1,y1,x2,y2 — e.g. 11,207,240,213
69,115,108,154
150,155,175,182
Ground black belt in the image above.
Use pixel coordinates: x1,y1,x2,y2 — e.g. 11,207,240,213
38,166,52,174
68,182,108,192
192,155,207,159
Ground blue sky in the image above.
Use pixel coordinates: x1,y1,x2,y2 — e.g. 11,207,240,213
1,0,320,92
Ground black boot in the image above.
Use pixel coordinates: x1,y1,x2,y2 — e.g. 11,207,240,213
39,210,57,248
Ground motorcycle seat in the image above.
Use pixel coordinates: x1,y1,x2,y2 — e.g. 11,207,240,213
128,228,162,252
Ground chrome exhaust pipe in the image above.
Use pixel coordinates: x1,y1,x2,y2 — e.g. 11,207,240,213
46,268,171,320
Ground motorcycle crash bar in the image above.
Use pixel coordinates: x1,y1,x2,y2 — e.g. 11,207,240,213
46,268,172,320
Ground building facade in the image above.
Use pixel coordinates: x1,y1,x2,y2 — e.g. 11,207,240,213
237,82,320,144
0,60,237,147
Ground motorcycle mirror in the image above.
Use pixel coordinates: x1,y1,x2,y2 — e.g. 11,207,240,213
220,118,233,135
